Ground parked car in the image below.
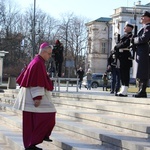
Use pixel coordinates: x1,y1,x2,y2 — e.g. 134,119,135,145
82,73,111,88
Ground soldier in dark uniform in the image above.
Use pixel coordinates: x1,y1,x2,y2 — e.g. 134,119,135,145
132,11,150,98
115,22,133,97
53,40,64,77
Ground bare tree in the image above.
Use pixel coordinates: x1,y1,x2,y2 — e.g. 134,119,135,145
54,13,88,76
1,1,89,78
22,7,58,56
0,0,30,77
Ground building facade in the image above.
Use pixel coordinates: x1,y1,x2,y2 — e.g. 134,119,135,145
85,1,150,74
85,17,112,73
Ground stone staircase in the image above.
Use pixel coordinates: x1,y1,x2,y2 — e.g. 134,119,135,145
0,89,150,150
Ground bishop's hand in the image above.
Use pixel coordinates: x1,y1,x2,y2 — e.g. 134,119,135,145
34,100,41,107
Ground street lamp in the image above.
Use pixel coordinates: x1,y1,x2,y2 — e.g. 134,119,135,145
32,0,36,58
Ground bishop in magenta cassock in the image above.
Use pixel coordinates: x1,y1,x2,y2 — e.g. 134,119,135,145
13,42,56,150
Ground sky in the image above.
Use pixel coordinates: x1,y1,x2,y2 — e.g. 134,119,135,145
12,0,150,21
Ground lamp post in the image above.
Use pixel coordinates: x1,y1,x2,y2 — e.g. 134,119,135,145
32,0,36,58
133,2,137,25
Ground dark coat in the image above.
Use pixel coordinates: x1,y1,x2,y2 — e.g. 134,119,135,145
115,32,132,69
107,51,119,72
134,23,150,80
53,44,64,63
107,51,115,66
77,69,84,82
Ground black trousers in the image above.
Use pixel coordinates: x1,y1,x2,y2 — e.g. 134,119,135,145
120,67,130,86
56,61,62,77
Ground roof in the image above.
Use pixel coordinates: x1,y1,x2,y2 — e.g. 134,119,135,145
94,17,111,22
85,17,112,26
145,2,150,6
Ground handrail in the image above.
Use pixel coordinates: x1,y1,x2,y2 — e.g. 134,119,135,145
51,78,79,92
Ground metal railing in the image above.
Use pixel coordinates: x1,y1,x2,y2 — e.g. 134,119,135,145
51,78,79,92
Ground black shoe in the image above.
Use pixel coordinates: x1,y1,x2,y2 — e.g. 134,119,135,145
110,91,114,94
133,92,147,98
115,93,118,96
25,148,34,150
43,137,53,142
25,146,43,150
118,93,127,97
34,146,43,150
25,146,35,150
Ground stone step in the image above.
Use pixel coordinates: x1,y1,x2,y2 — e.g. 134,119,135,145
1,90,150,149
56,107,149,137
56,117,150,150
1,104,150,150
1,93,150,137
0,97,15,105
0,104,113,150
2,97,150,138
3,90,150,107
52,98,150,120
0,137,13,150
2,94,150,122
3,89,19,94
0,119,63,150
2,103,150,139
52,91,150,103
2,90,150,109
1,89,19,97
0,119,24,150
53,92,150,107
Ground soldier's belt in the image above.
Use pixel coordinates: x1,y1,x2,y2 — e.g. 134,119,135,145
119,48,129,52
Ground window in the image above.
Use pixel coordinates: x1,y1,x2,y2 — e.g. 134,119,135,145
101,42,106,53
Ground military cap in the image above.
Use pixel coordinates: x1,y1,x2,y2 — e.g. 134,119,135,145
142,11,150,18
125,22,134,29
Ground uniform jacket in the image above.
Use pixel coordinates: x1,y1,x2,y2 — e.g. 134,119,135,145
133,23,150,80
115,32,132,69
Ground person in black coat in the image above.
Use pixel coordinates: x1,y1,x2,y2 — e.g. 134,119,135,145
107,50,121,95
53,40,64,77
77,67,84,89
115,22,133,97
132,11,150,98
